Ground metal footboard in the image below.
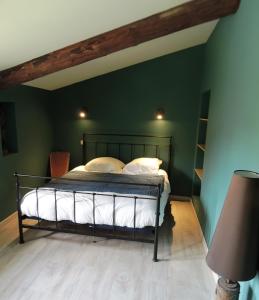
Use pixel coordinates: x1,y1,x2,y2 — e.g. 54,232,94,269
14,173,162,262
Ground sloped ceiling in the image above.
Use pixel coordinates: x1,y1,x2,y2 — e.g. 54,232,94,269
0,0,217,90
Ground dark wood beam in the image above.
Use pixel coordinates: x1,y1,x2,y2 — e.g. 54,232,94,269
0,0,240,89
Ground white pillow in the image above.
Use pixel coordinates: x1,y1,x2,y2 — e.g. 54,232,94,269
85,157,125,173
122,158,162,175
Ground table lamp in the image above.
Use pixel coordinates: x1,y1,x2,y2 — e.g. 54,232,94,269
206,170,259,299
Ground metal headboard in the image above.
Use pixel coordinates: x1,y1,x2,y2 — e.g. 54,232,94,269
80,133,172,178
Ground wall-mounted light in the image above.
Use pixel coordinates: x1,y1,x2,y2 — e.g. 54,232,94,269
155,108,165,120
79,107,88,119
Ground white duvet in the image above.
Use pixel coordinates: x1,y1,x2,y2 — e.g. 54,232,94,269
21,166,171,228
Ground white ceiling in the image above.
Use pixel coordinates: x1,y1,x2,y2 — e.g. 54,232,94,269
0,0,218,90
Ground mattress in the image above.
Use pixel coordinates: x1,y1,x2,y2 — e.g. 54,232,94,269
21,166,171,228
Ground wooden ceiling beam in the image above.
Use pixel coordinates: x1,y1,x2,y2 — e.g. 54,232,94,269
0,0,240,89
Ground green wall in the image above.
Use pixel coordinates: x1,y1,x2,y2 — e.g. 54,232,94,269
51,45,205,196
0,85,52,221
0,46,205,220
199,1,259,299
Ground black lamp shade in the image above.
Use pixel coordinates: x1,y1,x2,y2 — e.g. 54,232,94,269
206,170,259,281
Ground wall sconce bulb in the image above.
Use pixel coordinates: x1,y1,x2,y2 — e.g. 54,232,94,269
78,107,88,119
155,108,165,120
79,112,85,118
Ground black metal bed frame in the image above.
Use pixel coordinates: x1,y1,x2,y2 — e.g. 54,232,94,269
15,133,172,262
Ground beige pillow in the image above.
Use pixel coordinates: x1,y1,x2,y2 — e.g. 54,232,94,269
85,157,125,173
122,158,162,175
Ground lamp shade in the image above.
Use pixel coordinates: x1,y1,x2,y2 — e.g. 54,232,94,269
206,170,259,281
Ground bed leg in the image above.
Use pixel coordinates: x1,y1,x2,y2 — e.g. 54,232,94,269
153,227,159,262
18,219,24,244
17,198,24,244
153,184,161,262
15,172,25,244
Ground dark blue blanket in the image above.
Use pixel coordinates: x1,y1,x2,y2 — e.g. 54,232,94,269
46,171,164,197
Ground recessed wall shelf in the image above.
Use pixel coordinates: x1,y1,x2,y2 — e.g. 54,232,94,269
195,168,204,180
197,144,206,151
192,90,210,213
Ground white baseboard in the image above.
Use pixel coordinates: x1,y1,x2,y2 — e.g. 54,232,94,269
190,200,219,284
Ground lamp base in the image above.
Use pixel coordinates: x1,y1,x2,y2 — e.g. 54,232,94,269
215,278,240,300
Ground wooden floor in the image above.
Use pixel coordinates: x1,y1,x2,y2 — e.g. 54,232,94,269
0,200,215,300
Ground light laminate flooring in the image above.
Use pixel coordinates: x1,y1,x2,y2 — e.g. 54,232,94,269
0,200,215,300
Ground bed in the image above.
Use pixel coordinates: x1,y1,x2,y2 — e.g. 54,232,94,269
15,133,172,262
